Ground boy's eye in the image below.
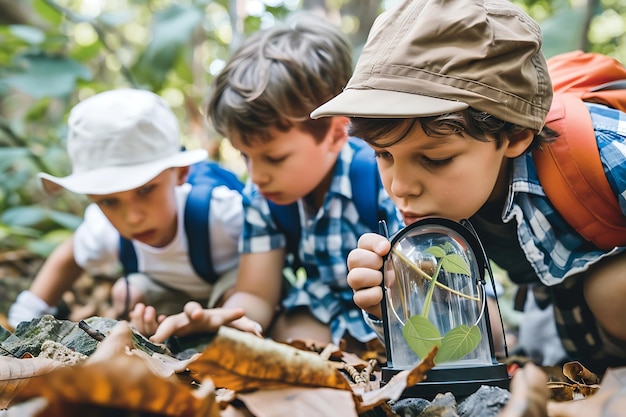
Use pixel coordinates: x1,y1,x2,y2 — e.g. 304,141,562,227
97,198,117,208
374,151,392,159
137,184,155,196
422,156,453,167
266,155,286,164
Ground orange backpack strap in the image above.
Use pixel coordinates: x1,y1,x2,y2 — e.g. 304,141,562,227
532,93,626,250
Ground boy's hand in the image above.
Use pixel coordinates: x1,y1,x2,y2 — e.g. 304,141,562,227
129,303,166,338
346,233,391,319
148,301,253,343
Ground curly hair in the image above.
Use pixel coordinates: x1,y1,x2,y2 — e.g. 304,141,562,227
207,15,353,145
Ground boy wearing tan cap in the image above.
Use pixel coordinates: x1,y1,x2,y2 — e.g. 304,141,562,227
312,0,626,373
8,88,257,336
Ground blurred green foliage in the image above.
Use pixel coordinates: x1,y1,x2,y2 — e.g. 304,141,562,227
0,0,624,256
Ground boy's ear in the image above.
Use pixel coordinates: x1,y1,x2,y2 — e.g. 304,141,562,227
504,129,534,158
177,166,190,185
327,116,350,152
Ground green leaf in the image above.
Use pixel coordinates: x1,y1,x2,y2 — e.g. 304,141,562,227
10,25,45,45
132,4,203,89
541,7,586,58
402,315,442,360
425,245,446,258
441,253,471,276
0,148,31,170
48,211,83,231
435,325,482,363
33,0,63,25
3,54,92,98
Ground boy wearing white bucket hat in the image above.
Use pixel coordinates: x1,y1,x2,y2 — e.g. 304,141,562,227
8,88,254,335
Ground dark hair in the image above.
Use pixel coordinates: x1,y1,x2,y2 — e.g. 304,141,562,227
207,15,353,145
348,108,557,150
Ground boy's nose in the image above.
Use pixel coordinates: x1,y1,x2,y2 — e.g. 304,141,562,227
390,166,422,199
124,206,145,225
248,162,270,187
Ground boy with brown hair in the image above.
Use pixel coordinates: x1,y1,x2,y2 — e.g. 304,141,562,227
312,0,626,372
178,15,403,349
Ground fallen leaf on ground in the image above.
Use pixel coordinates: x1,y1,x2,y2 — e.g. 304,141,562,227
562,361,600,385
186,326,352,392
238,387,358,417
547,367,626,417
357,346,437,413
0,356,66,409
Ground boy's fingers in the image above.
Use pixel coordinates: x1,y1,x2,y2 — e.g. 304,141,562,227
351,285,383,318
149,307,246,343
356,232,391,255
149,313,187,343
183,301,204,319
347,266,383,291
229,316,263,337
347,247,385,271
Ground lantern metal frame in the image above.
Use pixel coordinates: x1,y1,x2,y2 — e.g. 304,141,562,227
379,218,510,400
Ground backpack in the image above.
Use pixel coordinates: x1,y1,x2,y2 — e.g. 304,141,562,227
267,137,382,269
118,161,244,283
531,51,626,250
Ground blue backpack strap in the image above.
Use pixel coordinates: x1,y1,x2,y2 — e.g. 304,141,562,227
119,236,138,276
184,161,245,283
348,137,381,231
184,183,216,282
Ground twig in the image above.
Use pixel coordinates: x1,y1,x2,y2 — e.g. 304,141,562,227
344,363,367,385
78,320,106,342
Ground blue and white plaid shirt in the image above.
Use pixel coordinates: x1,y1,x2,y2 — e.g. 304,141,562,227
505,102,626,287
240,142,403,344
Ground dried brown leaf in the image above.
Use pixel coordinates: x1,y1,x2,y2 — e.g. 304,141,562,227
562,361,600,385
237,387,358,417
547,367,626,417
0,356,66,409
547,381,599,401
187,326,352,392
10,353,219,417
357,346,437,413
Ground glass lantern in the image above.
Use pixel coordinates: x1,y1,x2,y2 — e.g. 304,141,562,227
380,218,510,399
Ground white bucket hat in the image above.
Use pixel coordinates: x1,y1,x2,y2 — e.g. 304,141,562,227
38,88,207,195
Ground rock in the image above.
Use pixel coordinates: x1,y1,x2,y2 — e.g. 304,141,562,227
0,315,171,358
0,325,11,343
392,397,431,416
0,315,109,357
457,385,510,417
420,392,458,417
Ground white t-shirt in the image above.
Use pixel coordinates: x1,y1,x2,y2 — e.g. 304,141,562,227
73,183,242,298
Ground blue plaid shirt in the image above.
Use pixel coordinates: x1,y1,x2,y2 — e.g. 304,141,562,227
240,142,403,344
505,102,626,287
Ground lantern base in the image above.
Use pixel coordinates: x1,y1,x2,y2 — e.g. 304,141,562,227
381,362,510,401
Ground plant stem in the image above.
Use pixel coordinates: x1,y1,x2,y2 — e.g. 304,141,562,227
392,249,479,302
421,261,443,317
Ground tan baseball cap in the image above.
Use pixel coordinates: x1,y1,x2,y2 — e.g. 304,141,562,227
311,0,553,132
39,89,207,195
